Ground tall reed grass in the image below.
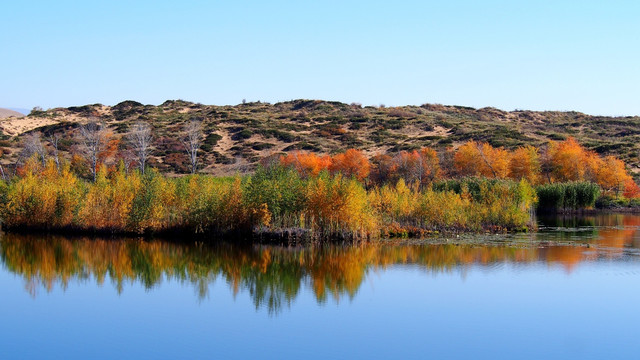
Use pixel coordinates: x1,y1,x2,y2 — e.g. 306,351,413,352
535,182,600,212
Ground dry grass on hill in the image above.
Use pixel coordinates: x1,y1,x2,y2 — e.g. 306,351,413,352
1,100,638,177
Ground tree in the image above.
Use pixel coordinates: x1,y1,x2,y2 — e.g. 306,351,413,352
329,149,370,181
22,132,47,166
546,137,589,182
476,142,509,179
508,145,541,184
128,121,153,174
48,134,61,170
454,141,508,178
280,151,331,177
416,147,440,185
77,119,110,182
390,148,440,187
181,120,203,174
369,154,396,185
623,179,640,199
596,155,631,195
454,141,481,177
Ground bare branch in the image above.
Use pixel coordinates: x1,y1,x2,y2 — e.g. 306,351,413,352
476,143,498,178
77,119,109,181
22,132,47,166
128,121,153,174
48,134,60,170
181,120,203,174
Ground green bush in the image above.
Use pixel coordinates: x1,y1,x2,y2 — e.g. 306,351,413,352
536,182,599,211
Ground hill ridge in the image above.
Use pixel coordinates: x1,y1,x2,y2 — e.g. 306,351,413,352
0,99,638,176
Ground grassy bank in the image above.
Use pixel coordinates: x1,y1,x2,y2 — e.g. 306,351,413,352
0,159,538,241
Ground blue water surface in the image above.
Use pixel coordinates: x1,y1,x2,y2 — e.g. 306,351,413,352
1,214,639,359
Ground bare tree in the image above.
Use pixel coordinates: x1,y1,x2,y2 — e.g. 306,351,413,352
128,121,153,174
181,120,203,174
77,119,109,181
22,132,47,166
48,134,61,170
118,147,136,174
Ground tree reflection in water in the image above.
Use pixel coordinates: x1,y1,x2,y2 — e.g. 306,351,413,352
1,214,639,314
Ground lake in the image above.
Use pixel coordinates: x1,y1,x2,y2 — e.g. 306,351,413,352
1,214,639,359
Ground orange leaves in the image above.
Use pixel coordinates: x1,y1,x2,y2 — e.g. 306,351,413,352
329,149,370,181
509,145,541,184
283,148,439,186
282,141,636,198
98,136,119,165
596,155,631,194
305,174,376,237
370,154,396,185
393,148,440,187
454,141,509,178
449,138,635,196
281,149,370,181
623,179,640,199
547,137,590,182
367,148,441,187
418,147,441,182
280,151,331,177
544,137,634,195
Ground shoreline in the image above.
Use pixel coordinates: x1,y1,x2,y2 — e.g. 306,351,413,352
4,209,637,245
0,223,521,245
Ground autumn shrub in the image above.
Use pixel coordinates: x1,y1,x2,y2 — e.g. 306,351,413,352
0,160,539,240
369,179,418,226
369,177,535,232
431,177,537,230
304,172,377,239
243,165,306,228
0,158,83,229
413,189,473,230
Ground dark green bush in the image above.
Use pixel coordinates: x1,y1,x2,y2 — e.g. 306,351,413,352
536,182,599,211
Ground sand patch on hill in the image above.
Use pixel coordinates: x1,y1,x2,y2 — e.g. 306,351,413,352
0,116,61,136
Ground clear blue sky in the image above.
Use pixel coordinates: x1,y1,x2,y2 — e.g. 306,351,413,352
2,0,639,115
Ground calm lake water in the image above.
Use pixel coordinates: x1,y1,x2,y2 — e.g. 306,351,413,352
1,214,640,359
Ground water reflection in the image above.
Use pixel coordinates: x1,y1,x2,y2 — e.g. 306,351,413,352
1,213,640,313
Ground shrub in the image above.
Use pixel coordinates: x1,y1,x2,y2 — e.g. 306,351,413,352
536,182,599,211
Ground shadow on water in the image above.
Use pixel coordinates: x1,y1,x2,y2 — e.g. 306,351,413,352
1,213,640,314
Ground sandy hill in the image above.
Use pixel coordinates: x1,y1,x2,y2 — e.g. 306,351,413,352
0,108,25,119
0,99,638,176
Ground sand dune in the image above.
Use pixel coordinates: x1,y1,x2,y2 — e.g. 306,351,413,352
0,108,25,119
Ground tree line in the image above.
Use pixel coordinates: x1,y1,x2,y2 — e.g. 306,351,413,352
278,138,639,198
11,118,639,199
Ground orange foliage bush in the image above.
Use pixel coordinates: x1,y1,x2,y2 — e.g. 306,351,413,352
454,141,509,179
280,151,331,177
509,145,541,184
623,179,640,198
329,149,370,181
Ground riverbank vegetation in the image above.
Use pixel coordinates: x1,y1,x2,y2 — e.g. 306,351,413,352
0,135,638,240
0,158,536,240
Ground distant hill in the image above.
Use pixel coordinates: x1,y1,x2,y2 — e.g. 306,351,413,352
7,108,30,115
0,108,25,119
0,99,638,177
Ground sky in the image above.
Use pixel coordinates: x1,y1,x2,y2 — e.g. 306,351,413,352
1,0,639,115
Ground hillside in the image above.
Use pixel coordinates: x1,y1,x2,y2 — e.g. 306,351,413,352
0,108,25,119
1,99,639,176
